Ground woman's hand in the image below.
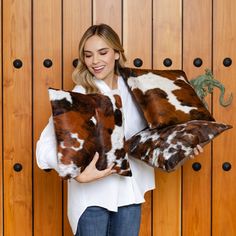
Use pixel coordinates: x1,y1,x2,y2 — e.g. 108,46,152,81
190,144,204,159
74,152,117,183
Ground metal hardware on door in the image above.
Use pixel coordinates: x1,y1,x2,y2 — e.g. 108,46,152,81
13,59,23,69
13,163,23,172
43,59,53,68
222,162,231,171
73,58,78,68
193,58,203,67
133,58,143,68
192,162,201,171
223,57,232,67
163,58,172,67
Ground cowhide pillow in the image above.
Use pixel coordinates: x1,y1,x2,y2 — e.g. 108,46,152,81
126,120,232,172
48,88,132,179
120,67,215,129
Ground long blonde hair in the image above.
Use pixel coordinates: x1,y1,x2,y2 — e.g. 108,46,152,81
72,24,127,93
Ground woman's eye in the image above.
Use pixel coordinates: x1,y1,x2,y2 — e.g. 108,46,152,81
100,51,108,55
84,54,92,58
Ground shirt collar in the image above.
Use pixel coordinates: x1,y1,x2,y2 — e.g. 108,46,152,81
93,76,121,94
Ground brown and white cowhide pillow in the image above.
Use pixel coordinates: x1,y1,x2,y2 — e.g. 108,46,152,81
126,120,232,171
120,68,215,129
48,88,132,179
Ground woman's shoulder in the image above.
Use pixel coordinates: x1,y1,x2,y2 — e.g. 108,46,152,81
72,85,86,94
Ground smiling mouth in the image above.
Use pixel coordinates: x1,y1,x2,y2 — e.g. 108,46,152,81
93,66,105,73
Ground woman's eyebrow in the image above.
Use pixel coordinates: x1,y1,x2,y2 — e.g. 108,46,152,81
98,48,109,51
84,48,109,53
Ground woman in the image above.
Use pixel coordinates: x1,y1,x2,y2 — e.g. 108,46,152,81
36,23,202,236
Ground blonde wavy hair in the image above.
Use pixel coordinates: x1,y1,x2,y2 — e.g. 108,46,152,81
72,24,127,93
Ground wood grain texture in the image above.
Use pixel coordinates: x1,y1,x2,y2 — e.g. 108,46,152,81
1,1,235,235
123,1,152,235
213,0,236,235
123,0,152,69
33,1,62,235
63,0,92,90
0,1,2,234
93,0,122,38
3,0,32,235
153,170,181,236
153,0,182,235
153,0,182,69
182,1,212,235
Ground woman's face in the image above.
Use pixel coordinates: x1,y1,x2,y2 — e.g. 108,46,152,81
83,35,119,84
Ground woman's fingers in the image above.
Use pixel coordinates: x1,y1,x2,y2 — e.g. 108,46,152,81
106,162,117,174
196,144,203,153
74,152,117,183
90,152,99,165
189,154,195,159
190,145,203,159
90,152,116,174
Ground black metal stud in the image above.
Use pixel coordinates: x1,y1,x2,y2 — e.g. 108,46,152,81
163,58,172,67
13,59,23,69
192,162,201,171
73,58,79,68
223,57,232,67
222,162,231,171
43,59,53,68
13,163,23,172
193,58,203,67
133,58,143,68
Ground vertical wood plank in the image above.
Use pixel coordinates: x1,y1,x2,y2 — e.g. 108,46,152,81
33,1,62,235
63,0,92,90
123,1,152,235
93,0,122,38
152,1,182,235
0,0,2,234
213,0,236,235
63,1,92,235
153,0,182,69
123,0,152,69
153,171,181,236
182,1,212,236
3,0,32,235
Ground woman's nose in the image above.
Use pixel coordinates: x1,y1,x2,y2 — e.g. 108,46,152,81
92,54,99,64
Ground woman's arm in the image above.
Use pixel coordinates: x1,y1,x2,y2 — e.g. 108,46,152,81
36,120,116,181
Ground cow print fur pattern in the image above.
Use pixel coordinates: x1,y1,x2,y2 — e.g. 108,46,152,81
48,88,132,179
120,67,215,129
126,120,232,172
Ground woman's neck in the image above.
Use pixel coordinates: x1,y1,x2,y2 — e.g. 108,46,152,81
104,74,118,90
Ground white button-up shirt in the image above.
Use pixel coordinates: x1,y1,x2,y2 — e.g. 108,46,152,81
36,76,155,234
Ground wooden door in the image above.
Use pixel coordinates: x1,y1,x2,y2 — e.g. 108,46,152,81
1,0,236,235
0,1,2,235
182,1,212,235
3,0,32,235
152,0,182,235
212,1,236,235
33,1,62,235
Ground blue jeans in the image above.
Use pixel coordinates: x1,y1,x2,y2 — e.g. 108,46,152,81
75,204,141,236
